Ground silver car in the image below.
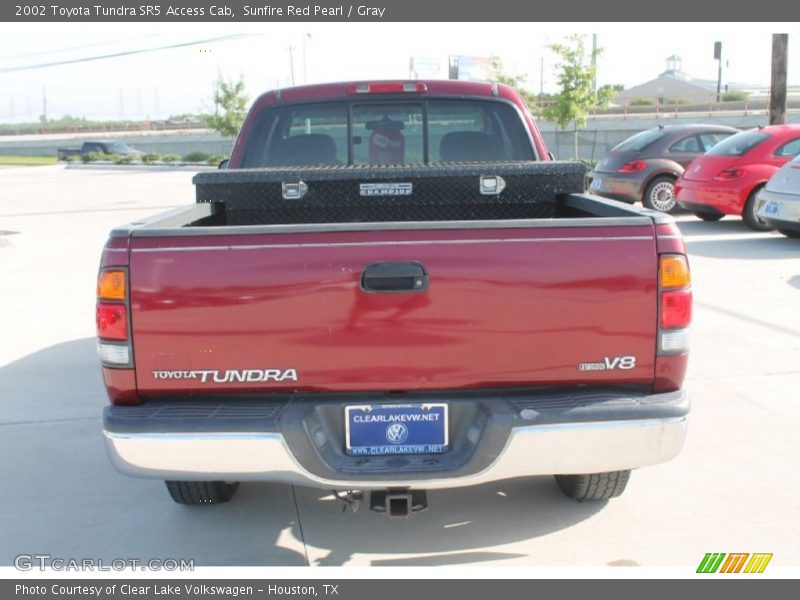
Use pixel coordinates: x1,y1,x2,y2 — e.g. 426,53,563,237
756,153,800,238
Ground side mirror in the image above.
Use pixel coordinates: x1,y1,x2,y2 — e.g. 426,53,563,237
218,159,229,169
547,151,555,161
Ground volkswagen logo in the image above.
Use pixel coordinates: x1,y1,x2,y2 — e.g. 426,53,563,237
386,423,409,444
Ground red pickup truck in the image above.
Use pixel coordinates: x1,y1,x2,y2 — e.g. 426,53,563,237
97,80,691,516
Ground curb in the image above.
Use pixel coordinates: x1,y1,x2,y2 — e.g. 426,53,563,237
64,163,218,172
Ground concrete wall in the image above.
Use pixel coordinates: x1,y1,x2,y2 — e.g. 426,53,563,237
0,130,234,158
540,111,800,161
3,110,799,161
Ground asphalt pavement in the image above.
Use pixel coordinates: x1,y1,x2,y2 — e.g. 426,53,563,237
1,166,798,568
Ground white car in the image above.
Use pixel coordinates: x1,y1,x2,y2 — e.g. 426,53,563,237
757,154,800,238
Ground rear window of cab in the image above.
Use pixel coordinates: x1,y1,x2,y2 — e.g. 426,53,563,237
612,129,666,153
240,99,536,167
706,130,771,157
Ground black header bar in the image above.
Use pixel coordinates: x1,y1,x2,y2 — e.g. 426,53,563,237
3,0,800,22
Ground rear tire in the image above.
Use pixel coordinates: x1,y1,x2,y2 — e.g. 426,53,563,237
643,176,677,212
555,470,631,501
742,186,773,232
695,212,724,222
165,481,239,505
778,229,800,239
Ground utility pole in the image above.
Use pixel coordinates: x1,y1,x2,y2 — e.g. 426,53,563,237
41,87,47,132
714,41,722,103
539,56,544,102
770,34,788,125
301,34,308,84
287,46,296,86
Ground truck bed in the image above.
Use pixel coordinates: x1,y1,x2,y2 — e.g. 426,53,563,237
109,162,672,396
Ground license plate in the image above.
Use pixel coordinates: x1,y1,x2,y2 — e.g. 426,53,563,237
590,178,602,190
345,403,448,456
764,201,781,216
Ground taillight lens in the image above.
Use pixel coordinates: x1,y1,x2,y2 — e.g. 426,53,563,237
97,270,126,301
659,254,691,355
714,167,747,181
96,267,131,366
660,255,691,289
618,160,647,173
96,303,128,340
347,82,427,94
661,290,693,328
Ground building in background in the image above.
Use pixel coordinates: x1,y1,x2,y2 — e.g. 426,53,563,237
615,56,719,105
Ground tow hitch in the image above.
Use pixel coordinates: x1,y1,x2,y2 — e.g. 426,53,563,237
370,490,428,518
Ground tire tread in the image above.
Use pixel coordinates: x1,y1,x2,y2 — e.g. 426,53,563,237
165,481,239,505
555,470,631,501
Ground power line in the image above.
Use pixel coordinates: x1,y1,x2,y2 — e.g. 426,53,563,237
0,34,161,61
0,33,259,74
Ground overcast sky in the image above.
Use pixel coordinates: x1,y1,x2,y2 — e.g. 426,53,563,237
0,23,797,122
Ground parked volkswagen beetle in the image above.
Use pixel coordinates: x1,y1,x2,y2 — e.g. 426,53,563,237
588,124,738,212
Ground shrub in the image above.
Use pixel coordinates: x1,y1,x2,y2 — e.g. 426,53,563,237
721,91,747,102
206,155,224,166
81,151,107,163
65,155,81,163
630,97,655,107
183,151,212,163
113,155,133,164
161,154,182,163
142,152,161,164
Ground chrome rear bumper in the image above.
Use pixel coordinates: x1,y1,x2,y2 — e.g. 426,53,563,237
103,389,689,490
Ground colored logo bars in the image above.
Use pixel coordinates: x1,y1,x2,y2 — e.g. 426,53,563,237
696,553,773,573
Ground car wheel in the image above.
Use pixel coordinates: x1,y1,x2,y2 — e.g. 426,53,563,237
643,176,677,212
165,481,239,505
694,212,724,222
742,186,774,232
554,470,631,501
777,229,800,239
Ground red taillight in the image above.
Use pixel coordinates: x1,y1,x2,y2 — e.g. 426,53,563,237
96,303,128,340
714,167,747,181
618,160,647,173
661,290,692,329
347,82,427,95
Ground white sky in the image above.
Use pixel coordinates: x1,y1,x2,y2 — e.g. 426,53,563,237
0,22,798,122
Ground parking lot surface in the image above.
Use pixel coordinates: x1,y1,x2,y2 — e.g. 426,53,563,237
1,166,798,568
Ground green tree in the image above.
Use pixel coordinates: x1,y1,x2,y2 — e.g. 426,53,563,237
597,83,624,104
542,35,608,159
207,75,249,137
491,57,538,109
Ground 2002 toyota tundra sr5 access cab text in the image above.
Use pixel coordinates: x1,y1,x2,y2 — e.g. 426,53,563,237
97,80,691,516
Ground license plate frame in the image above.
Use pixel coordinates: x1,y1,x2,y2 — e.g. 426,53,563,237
344,403,449,456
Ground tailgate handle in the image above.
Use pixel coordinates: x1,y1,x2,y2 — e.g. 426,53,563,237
360,262,429,293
